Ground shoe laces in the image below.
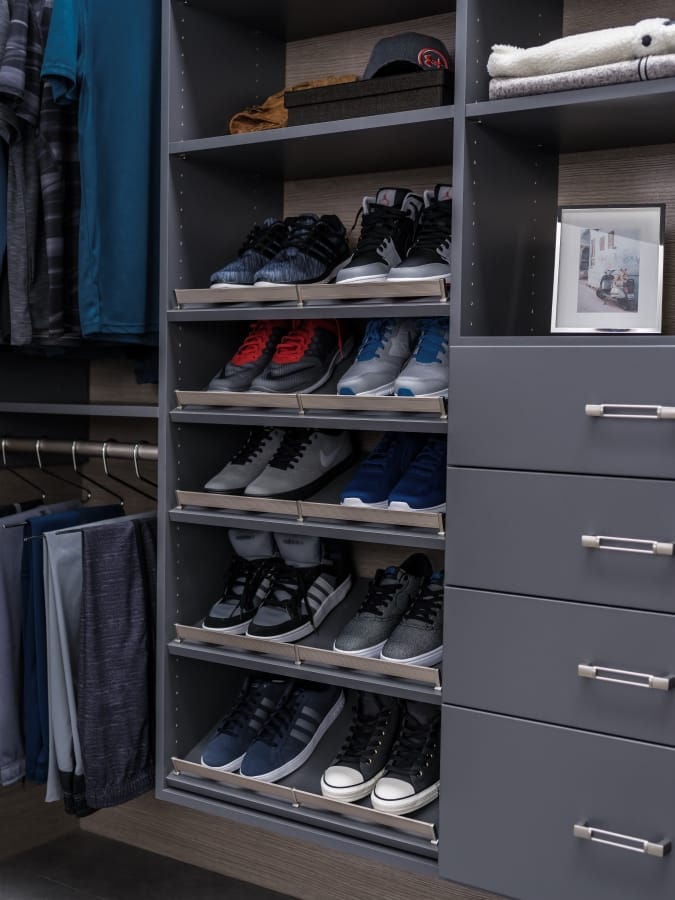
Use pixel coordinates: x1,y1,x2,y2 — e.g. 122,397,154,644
413,318,448,365
269,429,314,470
409,202,452,254
217,678,273,736
348,204,410,254
230,428,275,465
240,220,287,258
360,434,399,471
258,688,307,747
220,556,278,618
386,712,440,779
402,574,444,625
355,319,393,361
359,568,401,616
272,320,340,364
335,701,395,766
231,321,284,365
283,216,346,265
408,437,446,475
261,563,321,628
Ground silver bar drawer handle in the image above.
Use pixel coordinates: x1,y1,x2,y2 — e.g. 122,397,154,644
585,403,675,420
581,534,674,556
577,664,674,692
574,823,671,858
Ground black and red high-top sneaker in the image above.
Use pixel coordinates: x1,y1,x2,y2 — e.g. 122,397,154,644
250,319,353,393
208,320,290,391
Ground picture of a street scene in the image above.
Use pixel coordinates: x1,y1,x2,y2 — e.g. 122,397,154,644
577,227,639,313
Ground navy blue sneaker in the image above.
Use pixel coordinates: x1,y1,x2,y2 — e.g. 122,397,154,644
240,682,345,782
253,214,350,286
340,433,426,508
388,436,447,512
210,218,289,287
201,676,292,771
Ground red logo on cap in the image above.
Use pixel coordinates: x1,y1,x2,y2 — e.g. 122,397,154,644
418,48,448,70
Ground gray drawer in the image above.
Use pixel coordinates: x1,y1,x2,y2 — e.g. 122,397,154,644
446,468,675,612
444,588,675,744
450,345,675,478
439,708,675,900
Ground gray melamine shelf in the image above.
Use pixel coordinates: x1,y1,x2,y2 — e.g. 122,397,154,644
468,78,675,151
0,402,159,419
169,107,454,179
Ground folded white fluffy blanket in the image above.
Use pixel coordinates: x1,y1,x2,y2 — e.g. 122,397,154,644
488,18,675,77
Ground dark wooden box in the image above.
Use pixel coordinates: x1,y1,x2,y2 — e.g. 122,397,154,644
284,70,453,126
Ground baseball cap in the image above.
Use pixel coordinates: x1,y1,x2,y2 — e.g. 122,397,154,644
363,32,451,80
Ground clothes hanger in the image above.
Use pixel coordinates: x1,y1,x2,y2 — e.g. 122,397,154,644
35,438,92,503
71,442,125,507
102,440,157,502
0,436,46,503
133,442,158,490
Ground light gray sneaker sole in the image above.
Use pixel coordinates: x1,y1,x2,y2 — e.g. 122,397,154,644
394,387,448,398
340,497,389,509
200,751,246,772
338,380,396,397
332,639,387,658
380,645,443,666
388,501,446,513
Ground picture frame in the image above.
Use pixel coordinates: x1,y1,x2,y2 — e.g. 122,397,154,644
550,204,665,333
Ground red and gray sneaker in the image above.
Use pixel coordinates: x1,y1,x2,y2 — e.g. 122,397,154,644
250,319,353,394
208,320,290,392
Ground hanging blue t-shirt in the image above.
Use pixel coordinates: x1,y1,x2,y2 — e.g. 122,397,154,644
41,0,160,339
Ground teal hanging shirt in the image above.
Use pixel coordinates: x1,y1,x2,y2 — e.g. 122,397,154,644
41,0,160,339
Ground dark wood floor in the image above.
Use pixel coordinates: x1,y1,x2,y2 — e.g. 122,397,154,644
0,832,290,900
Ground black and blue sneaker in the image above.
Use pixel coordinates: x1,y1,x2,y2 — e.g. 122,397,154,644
201,676,292,771
210,217,290,287
240,682,345,782
388,436,447,512
253,214,350,286
340,433,426,508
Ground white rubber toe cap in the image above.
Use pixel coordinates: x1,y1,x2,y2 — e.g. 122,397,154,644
372,776,414,801
322,765,364,789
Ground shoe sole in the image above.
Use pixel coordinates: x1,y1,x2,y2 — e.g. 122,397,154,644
200,752,246,772
203,486,247,495
388,501,446,513
320,768,386,802
394,388,448,398
209,283,253,289
338,382,395,397
251,338,355,395
335,273,389,285
385,273,452,283
380,645,443,666
370,780,440,815
241,692,346,783
246,576,352,642
340,497,388,510
246,451,357,501
253,262,349,288
201,619,251,634
332,639,387,658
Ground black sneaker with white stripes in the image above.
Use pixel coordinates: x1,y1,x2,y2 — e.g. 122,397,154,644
246,534,352,642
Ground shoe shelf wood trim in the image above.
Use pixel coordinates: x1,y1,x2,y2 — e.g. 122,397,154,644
173,623,442,689
170,756,437,842
175,491,445,533
174,390,447,418
173,278,448,307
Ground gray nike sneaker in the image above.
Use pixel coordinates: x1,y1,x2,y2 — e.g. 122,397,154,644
337,318,418,396
204,428,285,493
333,554,432,657
244,429,355,500
394,317,449,398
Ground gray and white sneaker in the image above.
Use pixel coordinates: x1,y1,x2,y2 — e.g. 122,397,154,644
387,184,452,282
247,534,352,642
394,317,449,398
333,554,432,657
245,429,355,501
337,319,418,397
208,321,289,392
202,530,279,633
380,571,444,666
337,189,422,284
204,428,285,493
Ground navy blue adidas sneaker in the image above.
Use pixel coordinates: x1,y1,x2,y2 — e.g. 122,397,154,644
210,218,290,287
388,436,447,512
340,433,426,508
253,214,350,286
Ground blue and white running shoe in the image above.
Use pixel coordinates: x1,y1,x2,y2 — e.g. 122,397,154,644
240,682,345,782
394,317,449,398
337,318,418,396
340,433,426,508
388,436,447,512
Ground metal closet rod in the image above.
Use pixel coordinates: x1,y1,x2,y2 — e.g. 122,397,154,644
2,437,158,462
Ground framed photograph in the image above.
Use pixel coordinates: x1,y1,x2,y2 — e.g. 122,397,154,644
551,205,665,333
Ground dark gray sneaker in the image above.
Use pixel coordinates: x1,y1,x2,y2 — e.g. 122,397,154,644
321,693,401,802
333,554,432,657
210,218,290,287
208,321,290,392
204,428,285,493
244,429,355,501
380,571,444,665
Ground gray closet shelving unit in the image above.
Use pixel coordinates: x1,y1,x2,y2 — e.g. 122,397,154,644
157,1,675,898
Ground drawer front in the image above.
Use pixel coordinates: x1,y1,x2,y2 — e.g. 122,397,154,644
450,345,675,478
443,588,675,744
446,468,675,612
439,708,675,900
